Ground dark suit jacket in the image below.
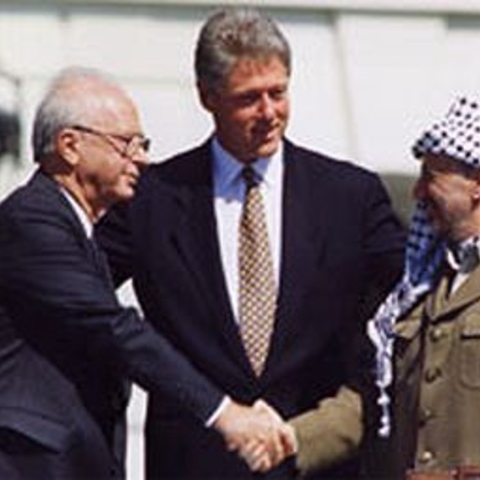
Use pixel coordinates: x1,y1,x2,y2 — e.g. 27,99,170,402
0,305,117,479
0,170,224,479
97,138,405,479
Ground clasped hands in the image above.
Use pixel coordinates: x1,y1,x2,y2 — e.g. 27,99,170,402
214,399,297,473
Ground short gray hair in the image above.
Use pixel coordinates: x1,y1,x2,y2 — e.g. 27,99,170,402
32,66,119,162
194,7,291,93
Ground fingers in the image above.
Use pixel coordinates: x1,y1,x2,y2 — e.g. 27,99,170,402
253,399,283,422
239,401,297,472
252,399,293,465
238,428,294,473
264,425,284,466
238,440,272,472
214,400,274,452
280,423,298,457
213,399,297,473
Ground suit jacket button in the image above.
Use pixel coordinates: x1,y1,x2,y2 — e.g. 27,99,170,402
418,450,434,463
419,408,434,425
430,327,444,342
424,367,441,383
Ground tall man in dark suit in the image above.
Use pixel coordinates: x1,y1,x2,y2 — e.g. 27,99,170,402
0,66,287,479
97,7,405,479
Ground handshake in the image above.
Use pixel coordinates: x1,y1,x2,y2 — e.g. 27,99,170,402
214,399,297,473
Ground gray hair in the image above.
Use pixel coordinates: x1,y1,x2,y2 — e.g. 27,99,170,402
32,66,120,162
194,7,291,93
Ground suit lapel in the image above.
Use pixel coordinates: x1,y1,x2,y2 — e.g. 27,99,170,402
426,264,480,321
33,170,111,285
445,266,480,312
425,272,451,319
167,144,255,375
33,170,89,241
264,142,327,372
168,142,330,379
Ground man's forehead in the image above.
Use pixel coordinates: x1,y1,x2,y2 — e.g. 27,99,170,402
422,153,476,175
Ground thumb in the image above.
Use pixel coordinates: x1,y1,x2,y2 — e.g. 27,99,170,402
253,399,283,422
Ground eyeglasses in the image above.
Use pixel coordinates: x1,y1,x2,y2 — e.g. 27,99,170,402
70,124,151,158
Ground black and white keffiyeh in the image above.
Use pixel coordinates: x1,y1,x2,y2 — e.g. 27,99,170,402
367,95,480,437
367,205,444,437
412,96,480,166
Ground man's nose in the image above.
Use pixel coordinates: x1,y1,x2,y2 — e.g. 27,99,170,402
133,148,149,168
258,94,275,119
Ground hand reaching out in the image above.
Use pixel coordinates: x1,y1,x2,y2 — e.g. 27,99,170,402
238,400,297,472
213,399,297,473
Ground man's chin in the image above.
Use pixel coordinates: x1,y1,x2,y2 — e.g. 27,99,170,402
255,142,281,158
112,188,135,204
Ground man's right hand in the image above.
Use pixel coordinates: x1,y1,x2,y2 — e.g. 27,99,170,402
213,399,297,472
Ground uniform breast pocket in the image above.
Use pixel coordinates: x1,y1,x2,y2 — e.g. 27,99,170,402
394,318,422,385
459,312,480,389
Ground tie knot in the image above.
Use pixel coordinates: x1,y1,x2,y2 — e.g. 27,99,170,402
242,166,258,189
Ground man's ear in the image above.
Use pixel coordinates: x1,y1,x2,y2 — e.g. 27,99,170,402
197,81,216,113
55,128,80,167
473,184,480,201
469,168,480,201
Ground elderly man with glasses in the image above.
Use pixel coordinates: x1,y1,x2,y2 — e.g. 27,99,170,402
0,66,287,480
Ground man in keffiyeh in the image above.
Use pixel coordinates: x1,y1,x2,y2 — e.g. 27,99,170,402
367,95,480,479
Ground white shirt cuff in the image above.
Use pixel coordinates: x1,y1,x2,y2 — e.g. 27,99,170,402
205,395,232,428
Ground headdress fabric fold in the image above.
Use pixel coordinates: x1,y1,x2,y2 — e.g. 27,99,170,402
413,96,480,166
368,95,480,437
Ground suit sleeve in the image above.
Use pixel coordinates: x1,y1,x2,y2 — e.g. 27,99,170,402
290,171,405,476
360,173,406,319
290,386,362,475
0,199,224,424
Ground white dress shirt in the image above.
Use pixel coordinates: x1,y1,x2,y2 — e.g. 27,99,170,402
212,137,284,323
60,186,93,238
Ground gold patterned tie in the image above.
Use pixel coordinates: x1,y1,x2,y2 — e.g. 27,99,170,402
238,166,276,376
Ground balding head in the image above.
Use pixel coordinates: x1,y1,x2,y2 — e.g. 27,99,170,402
32,66,135,163
31,66,148,221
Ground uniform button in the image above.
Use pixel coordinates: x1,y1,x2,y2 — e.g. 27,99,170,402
419,408,434,425
419,450,434,463
425,367,441,383
430,327,444,342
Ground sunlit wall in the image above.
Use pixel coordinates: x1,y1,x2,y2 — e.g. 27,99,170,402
2,1,480,197
2,1,480,478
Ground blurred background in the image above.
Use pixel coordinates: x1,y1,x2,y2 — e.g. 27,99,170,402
2,0,480,478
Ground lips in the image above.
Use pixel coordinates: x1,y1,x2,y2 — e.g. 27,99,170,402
253,124,281,143
126,173,139,188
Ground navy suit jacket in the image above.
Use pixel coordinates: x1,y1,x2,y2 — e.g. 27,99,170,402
0,170,223,478
0,305,118,479
97,139,405,479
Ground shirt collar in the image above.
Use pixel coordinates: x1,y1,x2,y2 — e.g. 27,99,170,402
59,186,94,239
446,235,480,273
211,137,283,195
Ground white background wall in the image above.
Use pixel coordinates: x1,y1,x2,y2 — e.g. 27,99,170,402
3,2,480,190
3,2,480,188
2,1,480,478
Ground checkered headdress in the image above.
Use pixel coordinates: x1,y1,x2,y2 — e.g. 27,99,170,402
368,95,480,437
413,96,480,166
